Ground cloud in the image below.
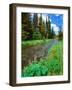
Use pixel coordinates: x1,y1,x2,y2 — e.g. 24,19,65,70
55,14,60,17
51,23,59,35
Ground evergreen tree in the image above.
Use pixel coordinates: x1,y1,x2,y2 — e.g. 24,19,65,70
41,21,46,39
33,13,38,28
32,28,42,40
39,14,42,33
46,16,52,39
48,18,52,38
51,27,55,39
45,16,48,38
32,13,42,39
22,13,33,40
39,14,46,39
58,28,63,40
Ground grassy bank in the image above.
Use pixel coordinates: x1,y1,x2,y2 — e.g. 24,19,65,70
22,39,51,47
22,40,63,77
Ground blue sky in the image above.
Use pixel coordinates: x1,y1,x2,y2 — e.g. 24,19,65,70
47,14,63,28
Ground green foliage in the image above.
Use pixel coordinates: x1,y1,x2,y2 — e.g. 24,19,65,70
22,13,33,40
51,27,55,39
48,59,62,75
22,63,48,77
22,31,30,41
32,28,42,40
41,21,46,38
48,41,63,75
22,41,63,77
39,14,46,38
33,13,38,28
46,17,52,39
58,28,63,40
22,39,50,47
22,13,56,41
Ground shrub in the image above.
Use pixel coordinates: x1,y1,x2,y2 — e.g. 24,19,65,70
32,28,42,40
48,59,62,75
22,62,49,77
22,58,62,77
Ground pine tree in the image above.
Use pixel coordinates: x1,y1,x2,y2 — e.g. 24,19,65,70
46,16,48,38
22,13,33,40
48,18,52,38
41,21,46,39
46,16,52,39
32,13,42,39
39,14,46,39
58,27,63,40
32,28,42,40
39,14,42,33
33,13,38,28
51,27,55,39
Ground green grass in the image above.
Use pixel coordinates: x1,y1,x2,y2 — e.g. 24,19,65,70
22,39,51,47
46,41,63,75
22,40,63,77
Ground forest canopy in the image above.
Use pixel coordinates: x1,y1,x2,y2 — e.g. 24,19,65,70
21,13,63,41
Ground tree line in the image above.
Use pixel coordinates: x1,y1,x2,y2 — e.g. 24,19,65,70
22,13,63,41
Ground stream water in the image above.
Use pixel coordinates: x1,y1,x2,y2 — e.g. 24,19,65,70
22,39,58,68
